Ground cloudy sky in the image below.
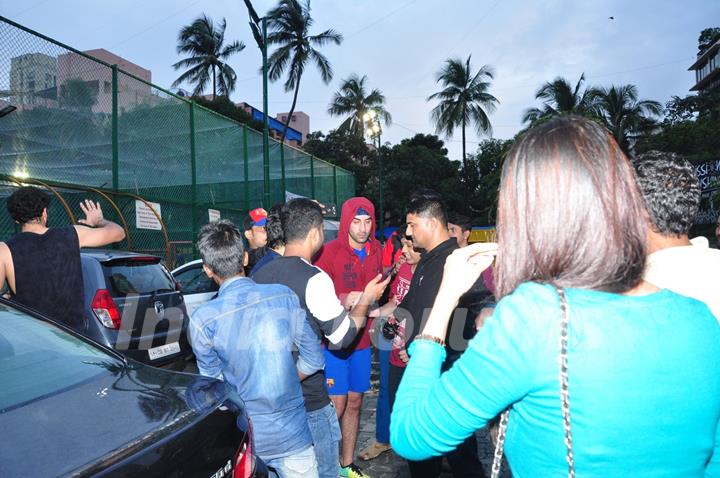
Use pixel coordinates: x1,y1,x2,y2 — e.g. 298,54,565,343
2,0,717,161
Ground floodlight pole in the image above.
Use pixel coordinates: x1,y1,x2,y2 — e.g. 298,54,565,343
262,17,271,209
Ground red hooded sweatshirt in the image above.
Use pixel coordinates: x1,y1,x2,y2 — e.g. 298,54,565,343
314,197,383,350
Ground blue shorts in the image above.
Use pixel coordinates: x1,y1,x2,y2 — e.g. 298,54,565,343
324,347,371,395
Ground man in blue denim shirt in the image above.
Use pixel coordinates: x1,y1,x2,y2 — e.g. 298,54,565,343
190,220,324,478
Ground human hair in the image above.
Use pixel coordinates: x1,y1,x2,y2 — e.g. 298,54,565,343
632,151,700,237
396,223,407,238
197,219,245,280
495,115,647,299
406,189,448,228
449,213,472,232
6,186,51,224
281,198,323,244
265,203,285,250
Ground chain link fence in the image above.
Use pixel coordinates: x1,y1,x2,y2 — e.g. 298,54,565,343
0,15,355,267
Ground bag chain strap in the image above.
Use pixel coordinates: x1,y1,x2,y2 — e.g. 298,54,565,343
490,409,510,478
489,287,576,478
557,287,575,478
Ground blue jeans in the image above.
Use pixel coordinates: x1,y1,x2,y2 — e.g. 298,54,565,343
307,402,341,478
266,446,319,478
376,333,391,444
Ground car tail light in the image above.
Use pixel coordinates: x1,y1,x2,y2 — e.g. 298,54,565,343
91,289,121,329
234,419,256,478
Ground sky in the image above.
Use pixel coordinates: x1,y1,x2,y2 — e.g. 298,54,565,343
1,0,717,162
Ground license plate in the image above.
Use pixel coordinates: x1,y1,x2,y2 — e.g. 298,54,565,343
148,342,181,360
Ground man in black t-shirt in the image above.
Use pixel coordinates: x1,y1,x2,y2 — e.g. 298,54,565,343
253,198,387,478
391,190,486,478
0,187,125,327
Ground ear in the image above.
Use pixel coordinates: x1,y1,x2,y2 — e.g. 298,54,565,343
463,230,470,241
243,251,249,267
202,264,214,279
243,229,252,241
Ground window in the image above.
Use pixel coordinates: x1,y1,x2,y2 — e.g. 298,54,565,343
101,260,176,298
174,265,219,294
104,81,111,93
0,303,120,410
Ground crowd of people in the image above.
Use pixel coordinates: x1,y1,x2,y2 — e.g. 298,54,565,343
2,115,720,478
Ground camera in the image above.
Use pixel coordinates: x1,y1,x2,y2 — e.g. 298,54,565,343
382,319,400,340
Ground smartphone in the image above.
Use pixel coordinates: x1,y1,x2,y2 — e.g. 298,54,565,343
381,268,394,282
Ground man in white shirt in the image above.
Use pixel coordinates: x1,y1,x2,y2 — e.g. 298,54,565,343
634,151,720,320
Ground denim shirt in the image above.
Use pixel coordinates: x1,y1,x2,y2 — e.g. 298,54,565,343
189,276,324,460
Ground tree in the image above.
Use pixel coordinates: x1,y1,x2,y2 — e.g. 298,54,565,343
171,15,245,99
593,84,662,153
698,27,720,55
59,79,97,112
327,74,391,138
462,139,514,225
367,134,467,223
522,74,601,126
428,56,498,167
266,0,343,143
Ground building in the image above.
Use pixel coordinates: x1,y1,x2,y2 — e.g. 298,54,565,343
237,102,305,147
689,39,720,92
57,48,152,114
8,49,152,114
276,111,310,144
9,53,57,107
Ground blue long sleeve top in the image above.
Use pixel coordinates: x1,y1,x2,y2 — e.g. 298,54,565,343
390,282,720,477
190,277,324,461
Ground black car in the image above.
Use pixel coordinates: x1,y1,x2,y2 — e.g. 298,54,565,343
0,298,267,477
80,250,193,366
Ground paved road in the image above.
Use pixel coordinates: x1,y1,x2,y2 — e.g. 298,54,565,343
177,359,511,477
353,365,511,478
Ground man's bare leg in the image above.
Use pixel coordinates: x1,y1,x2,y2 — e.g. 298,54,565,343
340,391,363,466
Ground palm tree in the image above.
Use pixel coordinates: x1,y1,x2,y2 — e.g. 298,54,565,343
522,74,600,124
171,15,245,99
266,0,343,143
593,84,662,153
427,56,499,166
327,74,391,138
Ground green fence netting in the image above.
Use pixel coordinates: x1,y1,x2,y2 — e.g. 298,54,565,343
0,15,355,267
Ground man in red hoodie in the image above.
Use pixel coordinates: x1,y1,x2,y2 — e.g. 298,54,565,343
315,197,384,478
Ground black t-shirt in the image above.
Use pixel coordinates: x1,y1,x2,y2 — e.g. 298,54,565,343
253,256,333,412
6,227,85,328
396,238,485,369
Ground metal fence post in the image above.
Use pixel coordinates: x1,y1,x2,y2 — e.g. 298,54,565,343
281,145,286,198
243,124,250,211
111,65,118,191
190,101,198,237
310,156,316,199
333,165,338,209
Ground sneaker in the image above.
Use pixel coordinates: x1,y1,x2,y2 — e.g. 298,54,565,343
339,462,371,478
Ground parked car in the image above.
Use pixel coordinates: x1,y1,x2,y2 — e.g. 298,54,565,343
172,259,219,317
0,298,268,477
80,250,193,366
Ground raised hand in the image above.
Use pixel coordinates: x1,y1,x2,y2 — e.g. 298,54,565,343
77,200,106,227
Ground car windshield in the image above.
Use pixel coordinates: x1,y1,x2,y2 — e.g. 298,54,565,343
0,303,122,411
103,261,176,297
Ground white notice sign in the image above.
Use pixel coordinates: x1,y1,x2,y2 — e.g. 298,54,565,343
135,200,162,230
208,209,221,222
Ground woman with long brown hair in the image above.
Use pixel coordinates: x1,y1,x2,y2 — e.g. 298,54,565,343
389,116,720,477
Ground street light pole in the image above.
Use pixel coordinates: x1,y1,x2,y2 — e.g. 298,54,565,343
363,109,385,240
377,129,384,240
